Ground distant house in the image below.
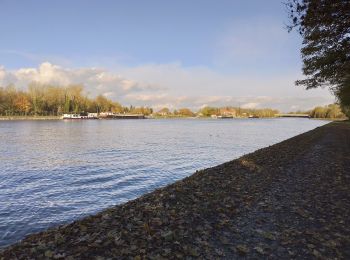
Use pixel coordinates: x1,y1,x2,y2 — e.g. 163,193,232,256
219,108,237,117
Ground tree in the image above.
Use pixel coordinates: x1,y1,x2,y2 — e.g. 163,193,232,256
199,106,219,117
310,106,327,118
177,108,195,117
5,84,18,115
335,76,350,117
14,92,31,115
68,85,84,113
111,102,123,113
287,0,350,115
28,82,45,115
309,104,346,118
157,107,171,116
326,104,343,118
0,87,5,115
42,85,65,115
130,106,152,115
95,95,112,113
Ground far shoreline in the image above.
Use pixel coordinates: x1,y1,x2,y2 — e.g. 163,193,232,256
0,115,342,121
0,116,61,121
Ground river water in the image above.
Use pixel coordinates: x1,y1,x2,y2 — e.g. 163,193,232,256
0,118,328,247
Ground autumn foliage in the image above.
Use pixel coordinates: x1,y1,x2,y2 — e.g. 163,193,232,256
0,83,152,116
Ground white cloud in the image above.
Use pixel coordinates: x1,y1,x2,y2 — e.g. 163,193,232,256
242,102,259,109
123,93,332,112
0,62,161,98
0,62,335,112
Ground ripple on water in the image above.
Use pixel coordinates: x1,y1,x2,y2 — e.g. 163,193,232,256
0,118,328,247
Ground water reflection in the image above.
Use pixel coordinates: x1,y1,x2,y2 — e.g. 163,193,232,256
0,118,327,247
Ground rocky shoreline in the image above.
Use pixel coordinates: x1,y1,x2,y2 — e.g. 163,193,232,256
1,122,349,259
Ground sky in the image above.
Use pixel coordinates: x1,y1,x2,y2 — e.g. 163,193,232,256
0,0,334,112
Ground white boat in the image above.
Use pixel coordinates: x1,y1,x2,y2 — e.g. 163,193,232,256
62,114,82,119
217,115,234,119
61,113,98,119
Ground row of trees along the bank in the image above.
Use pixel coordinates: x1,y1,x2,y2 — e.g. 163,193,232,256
155,106,279,118
0,83,153,116
287,0,350,117
290,104,347,119
157,105,346,119
309,104,345,119
198,107,279,118
0,83,345,119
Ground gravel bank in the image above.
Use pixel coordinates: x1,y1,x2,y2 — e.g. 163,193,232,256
1,121,349,259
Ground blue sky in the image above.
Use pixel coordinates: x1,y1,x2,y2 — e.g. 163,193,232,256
0,0,334,111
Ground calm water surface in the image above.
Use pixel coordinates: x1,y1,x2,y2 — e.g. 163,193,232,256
0,118,328,247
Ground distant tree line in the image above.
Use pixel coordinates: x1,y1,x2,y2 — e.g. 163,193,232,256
154,106,280,118
198,106,279,118
309,104,346,119
1,83,346,119
0,83,153,116
155,107,196,117
288,104,346,119
155,104,347,119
